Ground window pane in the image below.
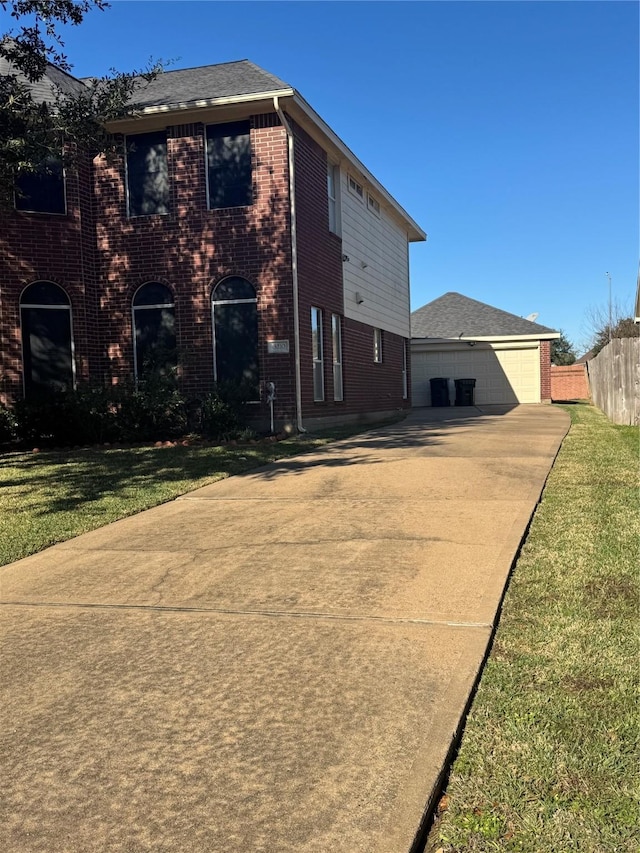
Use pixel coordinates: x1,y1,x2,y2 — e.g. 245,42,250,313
15,157,65,214
214,302,259,397
127,131,170,217
21,306,73,396
133,282,174,307
135,307,177,377
21,281,70,306
311,307,324,401
213,276,256,302
207,121,252,209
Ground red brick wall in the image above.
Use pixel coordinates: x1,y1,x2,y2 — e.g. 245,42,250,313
540,340,552,402
550,364,590,401
0,149,98,405
1,110,412,427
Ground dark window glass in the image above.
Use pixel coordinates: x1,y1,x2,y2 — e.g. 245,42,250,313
20,282,73,397
133,283,177,377
212,276,256,302
126,131,170,217
212,277,259,398
133,282,174,307
15,157,65,214
206,121,252,209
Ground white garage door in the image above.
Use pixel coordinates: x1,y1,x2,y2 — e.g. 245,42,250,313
411,344,541,406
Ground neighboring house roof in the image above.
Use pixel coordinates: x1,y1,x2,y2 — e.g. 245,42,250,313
0,55,88,103
575,350,595,364
411,292,558,339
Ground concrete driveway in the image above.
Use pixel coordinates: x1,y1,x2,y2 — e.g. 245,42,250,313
0,404,569,853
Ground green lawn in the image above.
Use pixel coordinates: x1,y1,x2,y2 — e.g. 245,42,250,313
0,419,400,568
427,403,639,852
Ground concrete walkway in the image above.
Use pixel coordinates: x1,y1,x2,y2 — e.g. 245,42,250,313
0,404,570,853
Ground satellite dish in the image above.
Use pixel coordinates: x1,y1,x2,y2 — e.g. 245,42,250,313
526,313,539,322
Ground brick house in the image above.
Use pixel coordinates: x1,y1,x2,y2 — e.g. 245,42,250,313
0,59,425,431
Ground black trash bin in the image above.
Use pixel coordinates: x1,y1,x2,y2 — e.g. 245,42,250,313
430,377,450,407
455,378,476,406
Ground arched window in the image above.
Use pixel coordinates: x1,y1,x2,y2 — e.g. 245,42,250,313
20,281,74,397
132,282,177,379
211,277,259,398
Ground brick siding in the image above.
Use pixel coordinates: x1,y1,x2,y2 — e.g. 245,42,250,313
540,340,552,402
0,110,411,428
550,364,590,401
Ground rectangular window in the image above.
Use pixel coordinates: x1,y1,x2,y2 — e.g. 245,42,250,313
402,340,408,399
348,174,364,200
332,314,343,402
126,131,170,217
327,163,340,234
206,121,252,209
311,307,324,402
15,156,66,214
367,192,380,216
373,328,383,363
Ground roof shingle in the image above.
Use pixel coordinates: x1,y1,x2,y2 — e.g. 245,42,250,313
411,292,557,338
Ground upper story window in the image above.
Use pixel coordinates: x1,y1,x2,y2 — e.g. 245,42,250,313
367,193,380,216
348,174,364,201
126,131,171,217
327,163,340,234
206,121,252,209
15,156,66,215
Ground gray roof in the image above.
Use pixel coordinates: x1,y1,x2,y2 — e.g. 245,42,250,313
0,55,88,104
411,292,557,338
1,56,290,110
106,60,292,110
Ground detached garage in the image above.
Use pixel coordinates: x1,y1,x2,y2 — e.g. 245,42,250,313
411,292,559,407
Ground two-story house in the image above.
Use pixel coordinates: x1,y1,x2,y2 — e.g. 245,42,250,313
0,59,426,431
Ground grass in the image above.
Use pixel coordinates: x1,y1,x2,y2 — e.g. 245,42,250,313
427,403,639,852
0,417,402,568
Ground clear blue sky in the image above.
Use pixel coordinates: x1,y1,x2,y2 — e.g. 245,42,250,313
11,0,639,352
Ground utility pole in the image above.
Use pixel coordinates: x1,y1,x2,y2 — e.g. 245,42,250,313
606,271,612,342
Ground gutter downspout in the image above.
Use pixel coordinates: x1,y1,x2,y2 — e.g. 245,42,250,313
274,96,305,433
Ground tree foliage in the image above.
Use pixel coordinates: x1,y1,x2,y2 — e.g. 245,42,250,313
583,297,640,357
0,0,162,206
550,330,577,366
591,316,639,357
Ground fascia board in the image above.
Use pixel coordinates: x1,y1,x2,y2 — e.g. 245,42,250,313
287,93,426,243
411,333,559,345
106,88,295,132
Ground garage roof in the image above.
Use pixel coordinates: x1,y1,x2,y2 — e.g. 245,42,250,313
411,292,557,339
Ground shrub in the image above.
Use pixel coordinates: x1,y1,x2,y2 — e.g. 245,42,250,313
113,374,187,442
13,385,118,447
0,403,18,444
198,381,254,441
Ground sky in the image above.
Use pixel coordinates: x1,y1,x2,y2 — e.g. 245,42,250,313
7,0,638,352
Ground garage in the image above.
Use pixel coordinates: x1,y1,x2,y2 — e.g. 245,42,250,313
410,292,559,407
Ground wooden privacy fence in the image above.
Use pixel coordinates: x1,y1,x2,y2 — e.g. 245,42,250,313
587,337,640,425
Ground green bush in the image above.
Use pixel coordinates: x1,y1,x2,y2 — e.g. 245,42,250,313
198,381,253,441
0,403,18,444
13,386,118,447
113,375,187,442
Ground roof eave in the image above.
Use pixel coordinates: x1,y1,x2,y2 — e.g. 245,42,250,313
411,332,560,342
134,86,296,115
